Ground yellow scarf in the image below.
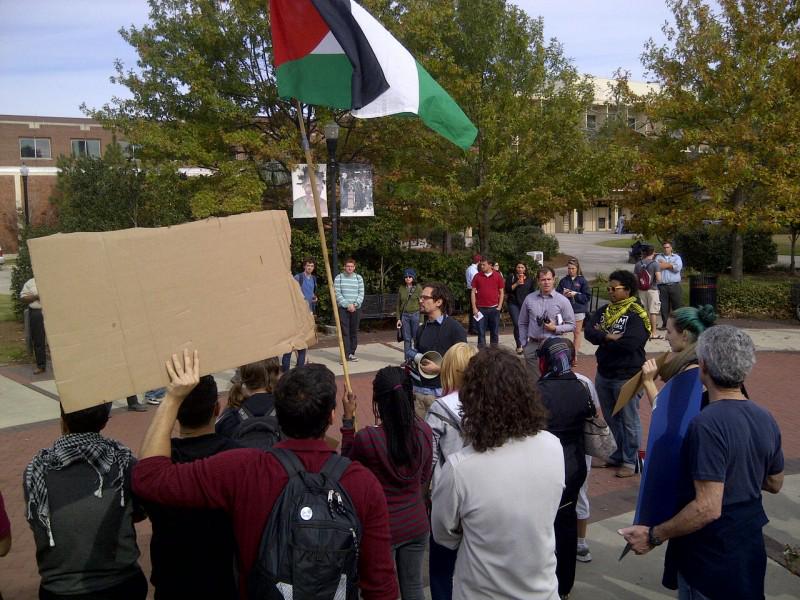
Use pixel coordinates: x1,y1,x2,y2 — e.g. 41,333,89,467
601,296,651,334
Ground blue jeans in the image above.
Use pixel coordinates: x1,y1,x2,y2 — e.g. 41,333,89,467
145,388,166,401
281,349,307,373
476,306,500,348
507,303,522,348
678,573,712,600
595,372,641,468
400,312,420,356
429,533,457,600
392,533,427,600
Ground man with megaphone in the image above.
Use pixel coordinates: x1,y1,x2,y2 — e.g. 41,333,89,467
406,282,467,418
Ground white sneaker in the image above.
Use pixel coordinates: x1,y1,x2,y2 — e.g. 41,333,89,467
576,544,592,563
146,397,162,406
348,354,359,362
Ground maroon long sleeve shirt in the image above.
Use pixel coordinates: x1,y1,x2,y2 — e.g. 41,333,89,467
132,438,398,600
341,421,433,546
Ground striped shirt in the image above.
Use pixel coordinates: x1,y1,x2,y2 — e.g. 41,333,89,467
341,421,433,545
334,272,365,308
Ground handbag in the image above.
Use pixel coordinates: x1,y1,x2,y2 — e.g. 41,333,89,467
583,416,617,461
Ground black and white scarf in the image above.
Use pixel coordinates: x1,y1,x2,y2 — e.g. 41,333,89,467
24,432,133,547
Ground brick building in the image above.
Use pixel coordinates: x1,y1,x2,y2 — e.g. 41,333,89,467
0,115,125,252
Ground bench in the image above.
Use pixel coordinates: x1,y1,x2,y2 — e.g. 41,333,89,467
360,293,399,320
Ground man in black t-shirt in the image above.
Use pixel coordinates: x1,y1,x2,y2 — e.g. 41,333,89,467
144,375,240,600
620,326,784,600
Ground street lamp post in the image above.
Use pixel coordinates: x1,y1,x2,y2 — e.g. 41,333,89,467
20,164,30,227
324,122,340,277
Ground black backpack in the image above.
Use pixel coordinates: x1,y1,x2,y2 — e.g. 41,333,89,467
231,405,282,451
248,448,362,600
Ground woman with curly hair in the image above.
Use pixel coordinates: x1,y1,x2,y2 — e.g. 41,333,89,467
431,347,565,600
641,305,717,407
341,367,433,600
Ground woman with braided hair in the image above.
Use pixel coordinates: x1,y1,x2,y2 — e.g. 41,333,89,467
341,366,433,600
584,269,650,478
641,305,717,407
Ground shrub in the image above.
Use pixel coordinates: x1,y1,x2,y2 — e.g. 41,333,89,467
717,278,793,320
11,225,59,321
674,227,777,274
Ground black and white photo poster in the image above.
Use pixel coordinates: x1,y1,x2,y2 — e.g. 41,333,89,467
339,164,374,217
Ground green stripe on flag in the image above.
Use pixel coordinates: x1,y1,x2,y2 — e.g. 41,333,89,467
416,62,477,150
276,54,354,109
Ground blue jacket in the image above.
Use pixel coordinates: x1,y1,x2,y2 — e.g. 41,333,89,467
557,275,591,314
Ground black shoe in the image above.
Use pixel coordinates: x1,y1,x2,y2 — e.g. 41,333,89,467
127,403,148,412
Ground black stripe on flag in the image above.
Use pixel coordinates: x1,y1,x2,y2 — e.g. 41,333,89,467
311,0,389,109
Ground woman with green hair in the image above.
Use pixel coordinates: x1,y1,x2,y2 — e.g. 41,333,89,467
641,304,717,406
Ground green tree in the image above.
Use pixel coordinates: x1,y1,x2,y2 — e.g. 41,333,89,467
53,144,191,232
369,0,625,256
627,0,800,280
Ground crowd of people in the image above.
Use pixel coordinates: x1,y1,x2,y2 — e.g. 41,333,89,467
3,245,785,600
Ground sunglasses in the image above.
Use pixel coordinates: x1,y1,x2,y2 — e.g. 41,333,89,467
607,285,626,292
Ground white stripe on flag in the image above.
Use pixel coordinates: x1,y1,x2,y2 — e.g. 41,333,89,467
310,30,345,55
348,1,419,117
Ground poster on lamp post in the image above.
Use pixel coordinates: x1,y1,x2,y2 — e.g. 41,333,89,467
340,163,374,217
292,164,328,219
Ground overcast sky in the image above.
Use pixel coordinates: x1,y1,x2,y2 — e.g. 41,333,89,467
0,0,673,118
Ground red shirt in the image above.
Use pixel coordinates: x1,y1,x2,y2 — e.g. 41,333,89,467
0,490,10,540
471,270,504,307
133,439,398,600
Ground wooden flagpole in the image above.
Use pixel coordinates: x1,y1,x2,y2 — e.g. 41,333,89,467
294,101,352,393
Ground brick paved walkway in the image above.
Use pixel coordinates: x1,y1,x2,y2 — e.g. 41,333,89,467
1,351,798,599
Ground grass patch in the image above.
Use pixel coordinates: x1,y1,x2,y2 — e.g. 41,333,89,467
0,295,28,364
0,294,16,322
595,237,660,249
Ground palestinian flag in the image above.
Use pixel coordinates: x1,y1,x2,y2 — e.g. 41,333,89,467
270,0,478,150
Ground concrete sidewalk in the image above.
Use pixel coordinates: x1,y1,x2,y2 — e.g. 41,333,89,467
1,327,798,599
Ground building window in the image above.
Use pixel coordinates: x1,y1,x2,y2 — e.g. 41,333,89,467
19,138,52,159
586,114,596,130
117,141,141,160
628,117,636,129
72,139,102,158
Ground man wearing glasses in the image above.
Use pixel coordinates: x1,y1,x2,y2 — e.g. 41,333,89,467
656,240,683,330
518,267,575,378
407,282,467,418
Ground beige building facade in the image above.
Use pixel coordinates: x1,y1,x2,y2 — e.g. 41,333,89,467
542,77,658,235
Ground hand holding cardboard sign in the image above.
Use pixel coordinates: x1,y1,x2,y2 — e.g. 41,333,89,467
165,349,200,402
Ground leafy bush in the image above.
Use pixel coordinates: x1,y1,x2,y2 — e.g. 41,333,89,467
674,227,777,274
475,225,559,272
11,225,59,320
717,278,794,319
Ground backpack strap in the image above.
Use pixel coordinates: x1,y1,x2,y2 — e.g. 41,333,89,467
320,453,351,483
267,447,306,478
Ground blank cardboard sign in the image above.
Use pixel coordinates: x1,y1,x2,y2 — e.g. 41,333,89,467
28,211,316,413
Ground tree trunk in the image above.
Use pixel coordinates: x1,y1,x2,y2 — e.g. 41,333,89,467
480,202,491,256
730,187,745,281
790,226,799,274
443,230,452,255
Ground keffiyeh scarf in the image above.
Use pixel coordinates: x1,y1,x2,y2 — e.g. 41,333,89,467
601,295,651,334
25,432,133,547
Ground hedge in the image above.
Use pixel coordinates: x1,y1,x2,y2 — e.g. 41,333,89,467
716,279,794,320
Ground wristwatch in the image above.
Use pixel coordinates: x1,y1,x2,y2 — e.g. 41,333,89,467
648,526,663,547
342,417,356,429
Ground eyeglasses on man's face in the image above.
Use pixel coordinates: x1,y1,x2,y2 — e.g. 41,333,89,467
607,285,625,292
420,294,434,301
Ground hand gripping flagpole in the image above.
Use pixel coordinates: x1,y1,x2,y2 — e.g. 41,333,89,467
295,101,352,393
